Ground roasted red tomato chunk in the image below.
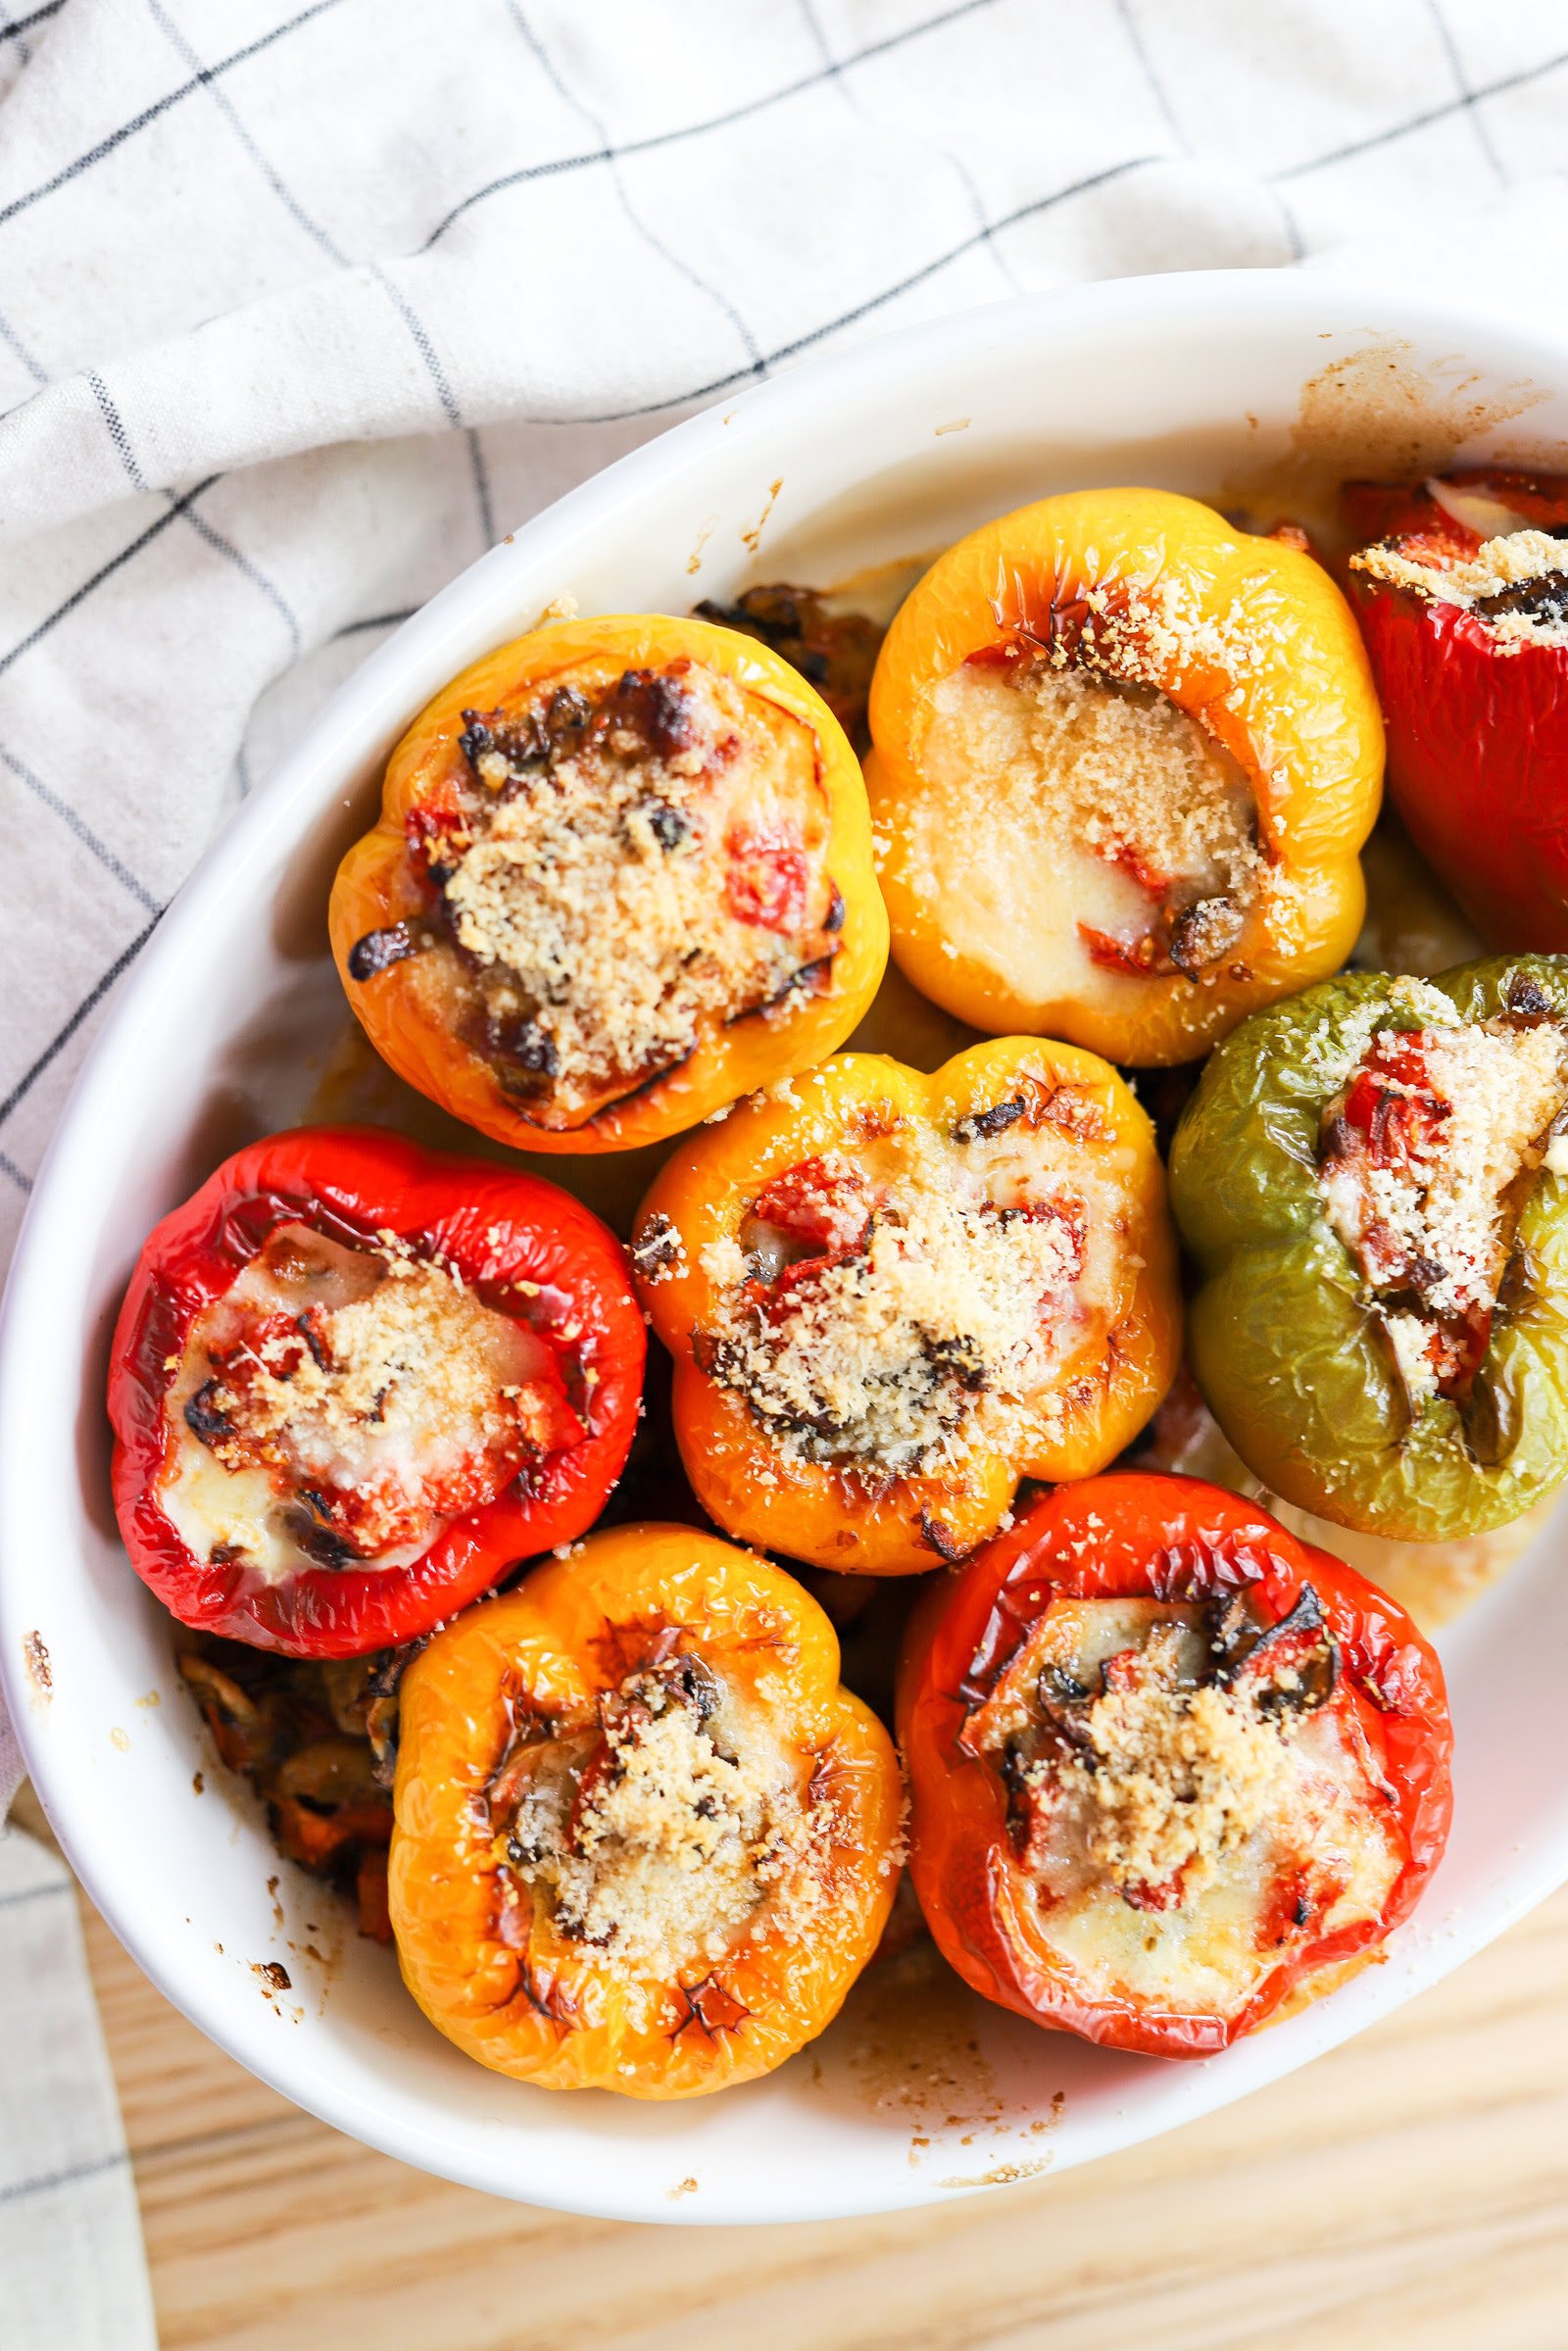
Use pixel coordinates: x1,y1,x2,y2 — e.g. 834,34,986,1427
898,1474,1452,2057
109,1127,645,1656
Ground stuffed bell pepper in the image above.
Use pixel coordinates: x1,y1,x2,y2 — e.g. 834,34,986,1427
389,1524,904,2096
898,1474,1452,2057
631,1040,1181,1575
1346,470,1568,951
867,487,1383,1066
109,1127,645,1655
329,614,887,1152
1171,956,1568,1540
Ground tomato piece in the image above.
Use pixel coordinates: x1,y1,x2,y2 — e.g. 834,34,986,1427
725,831,810,931
748,1156,870,1254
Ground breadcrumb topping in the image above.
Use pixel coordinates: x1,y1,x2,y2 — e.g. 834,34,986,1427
1352,526,1568,653
697,1138,1086,1474
416,661,840,1123
507,1656,823,1977
1320,1016,1568,1400
1045,1625,1298,1894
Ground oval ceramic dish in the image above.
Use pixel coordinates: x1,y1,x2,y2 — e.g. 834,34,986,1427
5,272,1568,2225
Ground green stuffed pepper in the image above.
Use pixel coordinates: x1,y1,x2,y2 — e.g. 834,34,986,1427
1169,955,1568,1540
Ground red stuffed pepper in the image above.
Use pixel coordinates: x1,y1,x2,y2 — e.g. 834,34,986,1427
898,1472,1451,2058
109,1127,645,1657
1346,469,1568,949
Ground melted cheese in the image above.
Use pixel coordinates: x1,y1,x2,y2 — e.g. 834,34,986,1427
162,1224,549,1584
697,1108,1131,1477
974,1598,1401,2022
509,1660,822,1978
900,658,1259,1004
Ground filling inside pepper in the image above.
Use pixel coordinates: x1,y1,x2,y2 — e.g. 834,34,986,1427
906,629,1261,997
1319,1012,1568,1403
967,1590,1401,2015
1351,522,1568,654
691,583,884,752
162,1223,577,1582
490,1648,826,1984
352,659,844,1127
692,1095,1123,1478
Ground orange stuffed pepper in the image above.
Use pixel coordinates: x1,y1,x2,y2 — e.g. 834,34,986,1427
631,1040,1181,1575
389,1524,903,2097
330,615,887,1152
867,488,1383,1067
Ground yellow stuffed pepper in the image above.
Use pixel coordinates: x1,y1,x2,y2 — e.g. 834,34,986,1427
330,614,888,1152
867,488,1383,1067
631,1039,1181,1574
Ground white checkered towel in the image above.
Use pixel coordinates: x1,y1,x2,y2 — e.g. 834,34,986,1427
3,1,1568,2339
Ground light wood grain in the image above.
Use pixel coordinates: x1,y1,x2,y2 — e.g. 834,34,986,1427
50,1817,1568,2351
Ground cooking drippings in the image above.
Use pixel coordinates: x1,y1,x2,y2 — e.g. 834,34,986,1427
1318,1013,1568,1403
374,659,843,1126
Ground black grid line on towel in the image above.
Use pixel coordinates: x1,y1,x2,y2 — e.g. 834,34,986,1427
1270,44,1568,180
145,0,463,430
0,0,345,232
0,909,164,1135
1424,0,1507,186
421,0,1004,248
505,0,766,380
794,0,1024,297
2,742,162,914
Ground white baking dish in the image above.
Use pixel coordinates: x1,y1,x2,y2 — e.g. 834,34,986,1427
5,269,1568,2225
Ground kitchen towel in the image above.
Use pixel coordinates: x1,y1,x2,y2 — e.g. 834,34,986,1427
2,3,1567,2343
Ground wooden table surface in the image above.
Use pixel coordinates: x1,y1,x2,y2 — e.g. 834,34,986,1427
30,1769,1568,2351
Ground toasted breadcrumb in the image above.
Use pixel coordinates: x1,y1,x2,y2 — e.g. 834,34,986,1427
1352,527,1568,653
436,661,835,1117
1045,1626,1297,1893
511,1660,826,1977
698,1138,1083,1473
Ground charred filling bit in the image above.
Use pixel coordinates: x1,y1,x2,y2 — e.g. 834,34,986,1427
382,659,843,1125
985,1590,1341,1916
929,638,1261,985
692,1138,1089,1476
1319,1013,1568,1404
691,583,885,751
175,1632,420,1940
170,1223,570,1576
1352,525,1568,653
496,1651,818,1976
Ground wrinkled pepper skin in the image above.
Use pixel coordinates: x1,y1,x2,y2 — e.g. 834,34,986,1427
1170,957,1568,1540
897,1474,1452,2057
1345,471,1568,952
867,488,1383,1066
632,1040,1181,1575
329,614,887,1153
108,1127,645,1656
389,1524,903,2096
